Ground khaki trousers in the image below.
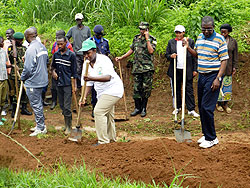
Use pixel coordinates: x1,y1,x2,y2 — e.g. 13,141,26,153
94,94,120,144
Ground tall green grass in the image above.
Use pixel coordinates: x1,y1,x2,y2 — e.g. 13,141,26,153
0,163,194,188
0,0,249,54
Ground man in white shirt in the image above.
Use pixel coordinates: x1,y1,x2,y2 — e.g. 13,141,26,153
79,39,124,146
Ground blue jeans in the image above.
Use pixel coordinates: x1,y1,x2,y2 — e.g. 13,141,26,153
26,87,45,130
198,72,221,141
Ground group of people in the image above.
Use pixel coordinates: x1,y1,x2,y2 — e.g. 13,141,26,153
0,13,238,148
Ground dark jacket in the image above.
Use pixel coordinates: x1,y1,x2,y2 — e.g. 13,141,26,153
165,38,197,80
225,35,238,76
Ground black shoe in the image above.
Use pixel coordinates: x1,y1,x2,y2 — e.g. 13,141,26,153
50,101,56,110
130,108,141,116
21,109,32,116
91,110,94,118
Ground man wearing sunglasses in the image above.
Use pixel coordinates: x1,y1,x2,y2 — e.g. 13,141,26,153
185,16,229,148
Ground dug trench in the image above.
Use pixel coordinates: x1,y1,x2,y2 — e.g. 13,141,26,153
0,53,249,188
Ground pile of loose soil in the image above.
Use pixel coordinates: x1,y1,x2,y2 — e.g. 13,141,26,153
0,132,249,187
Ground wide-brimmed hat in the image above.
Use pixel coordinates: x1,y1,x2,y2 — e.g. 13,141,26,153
78,39,96,52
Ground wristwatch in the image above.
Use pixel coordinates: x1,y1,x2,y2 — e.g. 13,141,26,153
217,77,222,81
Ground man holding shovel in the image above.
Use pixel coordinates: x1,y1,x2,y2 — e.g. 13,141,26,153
79,39,124,145
51,36,77,135
165,25,199,117
184,16,229,148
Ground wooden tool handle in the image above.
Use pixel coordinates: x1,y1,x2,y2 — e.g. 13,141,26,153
118,61,128,115
76,60,90,126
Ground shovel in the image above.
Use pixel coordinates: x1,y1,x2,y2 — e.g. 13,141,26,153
8,80,24,135
68,60,90,142
71,77,78,113
115,61,129,120
174,39,192,143
173,57,177,123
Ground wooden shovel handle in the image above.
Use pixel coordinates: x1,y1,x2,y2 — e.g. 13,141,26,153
76,60,90,126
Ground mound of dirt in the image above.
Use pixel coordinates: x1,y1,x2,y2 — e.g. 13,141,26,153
0,132,249,188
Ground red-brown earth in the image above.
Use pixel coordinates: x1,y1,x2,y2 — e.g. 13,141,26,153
0,53,249,188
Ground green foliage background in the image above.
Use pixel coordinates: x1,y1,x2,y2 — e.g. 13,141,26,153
0,0,249,55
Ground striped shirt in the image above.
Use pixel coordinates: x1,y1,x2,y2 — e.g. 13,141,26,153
51,49,77,87
195,31,229,73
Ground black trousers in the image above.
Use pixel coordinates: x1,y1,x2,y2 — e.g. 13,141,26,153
57,85,72,118
170,69,195,111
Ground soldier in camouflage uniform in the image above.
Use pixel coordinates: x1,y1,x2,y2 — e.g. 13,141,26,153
115,22,157,117
8,32,32,118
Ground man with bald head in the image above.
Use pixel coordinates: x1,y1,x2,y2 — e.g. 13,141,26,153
21,27,49,136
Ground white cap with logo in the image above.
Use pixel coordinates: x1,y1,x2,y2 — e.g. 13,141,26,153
174,25,185,32
75,13,83,20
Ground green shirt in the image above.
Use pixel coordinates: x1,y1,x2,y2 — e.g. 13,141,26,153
130,34,157,74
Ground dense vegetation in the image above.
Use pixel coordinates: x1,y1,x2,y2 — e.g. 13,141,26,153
0,0,249,55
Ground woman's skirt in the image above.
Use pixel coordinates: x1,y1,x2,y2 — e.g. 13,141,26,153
217,75,232,102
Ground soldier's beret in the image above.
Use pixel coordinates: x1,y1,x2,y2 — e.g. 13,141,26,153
13,32,24,40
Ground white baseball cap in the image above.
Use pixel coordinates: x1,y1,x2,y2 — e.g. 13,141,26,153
174,25,185,32
75,13,83,20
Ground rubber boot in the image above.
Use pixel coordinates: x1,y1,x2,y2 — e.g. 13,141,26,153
50,89,57,110
64,116,72,135
130,99,142,116
42,92,50,106
9,96,13,111
21,103,32,115
11,104,16,118
141,98,148,117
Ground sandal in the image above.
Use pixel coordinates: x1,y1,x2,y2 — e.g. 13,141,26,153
216,104,224,112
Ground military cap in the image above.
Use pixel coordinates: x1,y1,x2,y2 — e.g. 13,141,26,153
139,22,149,30
13,32,24,39
93,25,104,35
78,39,96,52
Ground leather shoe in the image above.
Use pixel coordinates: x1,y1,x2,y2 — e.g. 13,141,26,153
21,109,32,116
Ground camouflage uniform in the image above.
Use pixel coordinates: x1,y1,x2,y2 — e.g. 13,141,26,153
8,45,28,105
130,34,157,99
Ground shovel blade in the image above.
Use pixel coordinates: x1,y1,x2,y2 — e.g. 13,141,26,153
68,128,82,142
174,129,192,143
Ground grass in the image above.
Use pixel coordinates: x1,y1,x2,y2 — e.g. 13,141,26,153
0,162,194,188
0,0,250,55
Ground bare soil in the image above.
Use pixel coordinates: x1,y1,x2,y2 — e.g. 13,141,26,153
0,53,249,188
